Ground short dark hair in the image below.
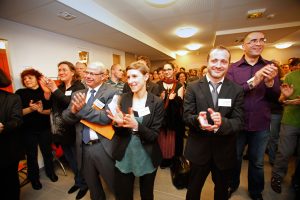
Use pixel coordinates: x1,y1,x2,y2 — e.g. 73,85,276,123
290,58,300,67
20,68,43,87
207,45,231,63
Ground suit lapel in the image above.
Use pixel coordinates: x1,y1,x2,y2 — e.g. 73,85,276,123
142,93,153,126
216,78,231,112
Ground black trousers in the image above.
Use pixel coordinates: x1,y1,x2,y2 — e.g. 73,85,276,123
24,129,55,181
114,167,157,200
0,161,20,200
186,161,231,200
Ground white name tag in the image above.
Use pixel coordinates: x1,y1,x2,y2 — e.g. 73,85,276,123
218,98,232,107
65,91,72,96
138,107,150,117
93,99,105,109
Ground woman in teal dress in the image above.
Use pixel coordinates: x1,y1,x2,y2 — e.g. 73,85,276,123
107,61,164,200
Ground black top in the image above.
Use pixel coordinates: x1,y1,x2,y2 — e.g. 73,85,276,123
15,86,51,131
50,80,85,145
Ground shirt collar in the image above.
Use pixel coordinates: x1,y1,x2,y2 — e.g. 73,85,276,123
88,84,102,94
236,55,269,67
205,75,224,84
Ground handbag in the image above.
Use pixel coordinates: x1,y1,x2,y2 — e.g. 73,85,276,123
170,156,190,189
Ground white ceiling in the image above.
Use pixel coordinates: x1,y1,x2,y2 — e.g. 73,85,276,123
0,0,300,60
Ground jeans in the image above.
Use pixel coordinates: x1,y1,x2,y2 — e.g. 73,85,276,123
230,130,270,195
272,124,300,179
268,114,282,165
62,144,87,189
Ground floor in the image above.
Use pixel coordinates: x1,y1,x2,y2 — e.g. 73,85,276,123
20,155,296,200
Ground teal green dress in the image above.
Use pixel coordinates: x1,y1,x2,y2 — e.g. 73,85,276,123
115,117,155,176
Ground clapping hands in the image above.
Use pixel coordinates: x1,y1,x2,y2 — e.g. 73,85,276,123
198,108,222,132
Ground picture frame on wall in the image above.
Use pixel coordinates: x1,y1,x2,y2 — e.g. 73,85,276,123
78,50,89,64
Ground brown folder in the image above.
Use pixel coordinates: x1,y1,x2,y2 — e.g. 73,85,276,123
80,119,114,140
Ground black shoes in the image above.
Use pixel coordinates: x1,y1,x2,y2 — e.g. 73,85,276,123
47,173,58,182
271,173,282,193
31,180,42,190
76,188,88,200
68,185,80,194
228,186,238,199
249,193,263,200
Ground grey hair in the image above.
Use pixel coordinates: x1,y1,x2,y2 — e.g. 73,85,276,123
87,62,105,73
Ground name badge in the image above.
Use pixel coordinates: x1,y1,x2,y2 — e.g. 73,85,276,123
93,99,105,109
138,107,150,117
218,98,232,107
65,91,72,96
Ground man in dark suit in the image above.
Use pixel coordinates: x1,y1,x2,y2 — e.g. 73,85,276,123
0,69,23,200
183,46,244,200
63,62,117,200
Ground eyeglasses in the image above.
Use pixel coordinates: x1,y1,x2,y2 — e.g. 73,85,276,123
163,68,173,71
245,38,267,45
83,71,103,76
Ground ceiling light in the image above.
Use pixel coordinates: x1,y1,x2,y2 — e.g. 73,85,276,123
176,50,188,56
145,0,176,7
58,11,77,20
237,45,243,50
186,43,202,50
247,8,266,19
175,27,198,38
275,42,293,49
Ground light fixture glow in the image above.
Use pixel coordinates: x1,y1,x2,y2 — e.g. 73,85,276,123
175,27,198,38
275,42,293,49
186,43,202,50
145,0,176,7
0,41,5,49
176,50,188,56
237,45,243,50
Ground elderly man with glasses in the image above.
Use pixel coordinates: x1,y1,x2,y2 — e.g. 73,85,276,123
226,31,280,200
63,62,118,200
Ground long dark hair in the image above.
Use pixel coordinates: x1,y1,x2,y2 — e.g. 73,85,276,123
0,68,11,88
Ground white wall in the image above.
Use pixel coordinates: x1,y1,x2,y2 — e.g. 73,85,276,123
0,18,125,90
0,18,126,168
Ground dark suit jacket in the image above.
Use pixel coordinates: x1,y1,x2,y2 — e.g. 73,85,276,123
0,90,23,167
183,77,244,170
112,92,164,168
123,80,160,97
62,83,117,169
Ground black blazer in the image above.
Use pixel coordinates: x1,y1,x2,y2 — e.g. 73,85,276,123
183,77,244,170
112,92,164,168
0,90,23,167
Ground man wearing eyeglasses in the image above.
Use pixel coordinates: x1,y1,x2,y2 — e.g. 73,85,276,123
63,62,117,200
227,31,280,200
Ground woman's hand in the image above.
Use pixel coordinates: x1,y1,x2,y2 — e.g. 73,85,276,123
106,107,124,126
123,108,138,130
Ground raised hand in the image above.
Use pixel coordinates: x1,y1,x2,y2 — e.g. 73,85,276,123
71,92,86,113
123,108,138,129
106,107,124,126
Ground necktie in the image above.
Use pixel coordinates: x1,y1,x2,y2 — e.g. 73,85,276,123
82,89,96,144
210,82,221,108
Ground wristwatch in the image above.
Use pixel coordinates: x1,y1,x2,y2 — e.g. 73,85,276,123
247,77,255,90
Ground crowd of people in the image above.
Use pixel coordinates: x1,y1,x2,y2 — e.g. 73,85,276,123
0,31,299,200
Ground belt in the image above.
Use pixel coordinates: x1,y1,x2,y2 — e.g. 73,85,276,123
84,139,101,146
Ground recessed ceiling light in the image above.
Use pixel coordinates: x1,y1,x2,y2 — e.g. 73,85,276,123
186,43,202,50
176,50,188,56
145,0,176,7
58,11,76,21
175,27,198,38
275,42,293,49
